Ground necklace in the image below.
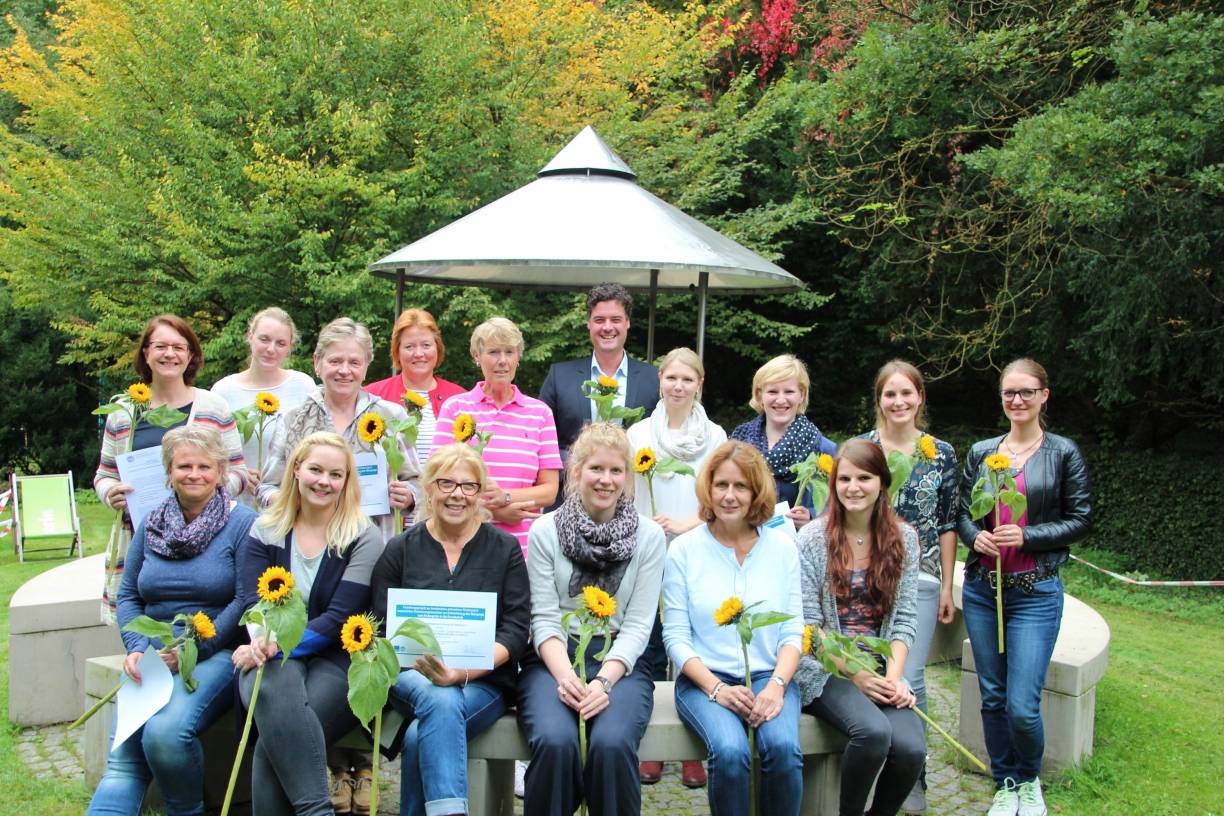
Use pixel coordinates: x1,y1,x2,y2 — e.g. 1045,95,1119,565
1004,432,1043,458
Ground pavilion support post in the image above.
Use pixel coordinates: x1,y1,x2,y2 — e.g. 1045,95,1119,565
696,271,709,359
646,269,659,363
395,272,405,318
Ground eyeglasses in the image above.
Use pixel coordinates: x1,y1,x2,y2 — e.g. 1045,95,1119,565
149,343,189,355
434,478,481,496
1000,388,1042,402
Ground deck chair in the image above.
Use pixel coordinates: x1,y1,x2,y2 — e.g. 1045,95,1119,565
9,472,82,561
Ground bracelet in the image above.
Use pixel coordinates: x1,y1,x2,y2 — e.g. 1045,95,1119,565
592,675,612,694
708,681,726,703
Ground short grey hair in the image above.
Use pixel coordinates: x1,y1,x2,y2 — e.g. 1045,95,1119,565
469,316,525,357
314,317,374,362
161,425,230,477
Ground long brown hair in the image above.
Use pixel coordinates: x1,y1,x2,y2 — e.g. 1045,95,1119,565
825,438,906,616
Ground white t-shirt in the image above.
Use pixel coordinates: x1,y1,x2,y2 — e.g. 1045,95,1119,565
403,388,437,468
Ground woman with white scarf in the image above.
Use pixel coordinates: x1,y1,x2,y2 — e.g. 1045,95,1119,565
625,347,727,788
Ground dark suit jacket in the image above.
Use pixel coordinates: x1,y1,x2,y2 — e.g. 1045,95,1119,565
539,355,660,455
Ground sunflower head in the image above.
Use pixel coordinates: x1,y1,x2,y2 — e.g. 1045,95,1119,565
402,390,427,410
918,434,937,461
802,624,814,657
256,566,295,604
340,613,377,654
712,596,745,626
582,586,617,619
453,413,476,443
596,374,619,394
357,412,386,444
127,383,152,404
984,453,1011,473
255,392,280,415
817,453,834,477
633,448,656,474
191,611,217,640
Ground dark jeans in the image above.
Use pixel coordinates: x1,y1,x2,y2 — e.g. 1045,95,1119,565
804,675,925,816
962,573,1063,786
517,639,654,816
238,656,357,816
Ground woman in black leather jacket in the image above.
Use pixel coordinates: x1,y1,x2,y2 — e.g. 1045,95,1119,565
957,358,1091,816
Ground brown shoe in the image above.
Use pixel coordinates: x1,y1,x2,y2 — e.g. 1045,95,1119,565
351,767,374,816
639,760,664,784
681,760,708,788
329,769,353,815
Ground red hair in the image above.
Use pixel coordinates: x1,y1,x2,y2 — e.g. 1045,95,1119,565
824,438,906,616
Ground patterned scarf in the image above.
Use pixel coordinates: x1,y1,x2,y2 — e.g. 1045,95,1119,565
144,487,231,560
648,399,713,462
741,414,828,480
281,389,334,462
555,492,639,598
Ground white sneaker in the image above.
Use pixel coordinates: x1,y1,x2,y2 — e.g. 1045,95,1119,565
514,759,527,799
987,778,1019,816
1016,778,1047,816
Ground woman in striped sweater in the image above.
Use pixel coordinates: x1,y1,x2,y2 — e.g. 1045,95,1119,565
95,314,248,625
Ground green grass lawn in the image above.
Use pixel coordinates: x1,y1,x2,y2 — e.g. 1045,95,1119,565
1,500,1220,814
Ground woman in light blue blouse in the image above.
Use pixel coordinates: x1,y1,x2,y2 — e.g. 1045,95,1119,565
858,360,959,813
663,441,804,816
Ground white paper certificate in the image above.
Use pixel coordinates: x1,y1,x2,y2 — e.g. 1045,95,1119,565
386,588,497,670
763,501,798,542
354,449,390,517
112,649,173,752
116,446,172,531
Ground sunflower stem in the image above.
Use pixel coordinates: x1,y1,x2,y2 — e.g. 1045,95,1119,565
221,662,263,816
578,657,588,816
68,680,122,730
994,503,1005,654
393,508,402,535
647,477,657,517
741,639,757,816
371,710,382,816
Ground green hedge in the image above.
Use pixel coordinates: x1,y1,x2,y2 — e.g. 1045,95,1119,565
1080,445,1223,581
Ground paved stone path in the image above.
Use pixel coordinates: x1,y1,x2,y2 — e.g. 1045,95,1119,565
19,661,993,814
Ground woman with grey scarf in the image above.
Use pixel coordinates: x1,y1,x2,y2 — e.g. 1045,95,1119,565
518,422,666,816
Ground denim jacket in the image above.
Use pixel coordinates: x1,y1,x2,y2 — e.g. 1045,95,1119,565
956,432,1092,575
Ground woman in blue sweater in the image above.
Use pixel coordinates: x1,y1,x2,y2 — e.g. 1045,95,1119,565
233,431,383,816
87,426,256,816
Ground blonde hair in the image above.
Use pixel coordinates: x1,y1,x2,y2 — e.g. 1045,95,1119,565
749,354,810,415
161,426,229,481
1000,357,1050,428
469,316,525,358
565,422,634,499
873,359,928,430
695,441,777,526
259,432,369,553
389,308,446,371
313,317,373,363
657,347,705,400
246,307,299,369
418,444,490,523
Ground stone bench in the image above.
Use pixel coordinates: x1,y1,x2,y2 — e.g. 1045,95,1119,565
10,553,122,725
951,563,1111,773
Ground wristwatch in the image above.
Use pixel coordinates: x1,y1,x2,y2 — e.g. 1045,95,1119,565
592,675,612,694
770,675,787,689
502,491,513,507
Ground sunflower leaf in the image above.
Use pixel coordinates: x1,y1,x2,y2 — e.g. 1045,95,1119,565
264,592,307,660
178,637,198,693
375,637,401,680
391,619,442,658
122,615,175,644
347,656,393,730
144,404,189,428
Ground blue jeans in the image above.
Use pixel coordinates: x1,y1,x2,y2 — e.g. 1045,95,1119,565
87,650,235,816
962,573,1063,786
674,672,803,816
389,669,506,816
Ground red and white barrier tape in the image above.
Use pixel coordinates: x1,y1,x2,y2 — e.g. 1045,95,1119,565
1069,554,1224,587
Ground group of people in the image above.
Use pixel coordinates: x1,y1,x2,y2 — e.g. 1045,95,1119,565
88,283,1091,816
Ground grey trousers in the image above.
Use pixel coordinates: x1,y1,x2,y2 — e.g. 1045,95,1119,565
238,657,357,816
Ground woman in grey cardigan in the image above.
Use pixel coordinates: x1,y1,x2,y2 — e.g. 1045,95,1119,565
519,422,666,816
796,439,924,816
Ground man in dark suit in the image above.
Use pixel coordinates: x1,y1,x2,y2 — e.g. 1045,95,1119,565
539,281,660,474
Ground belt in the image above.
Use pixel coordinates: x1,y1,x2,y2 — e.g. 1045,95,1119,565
967,562,1058,593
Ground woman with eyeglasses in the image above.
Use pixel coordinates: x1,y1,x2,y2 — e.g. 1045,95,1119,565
95,314,249,625
957,359,1091,816
371,443,530,816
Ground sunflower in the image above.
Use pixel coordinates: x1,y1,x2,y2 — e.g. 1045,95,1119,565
582,586,617,619
596,374,619,394
357,412,386,444
918,434,937,461
127,383,152,404
453,413,476,443
402,389,427,410
340,613,377,654
713,596,745,626
802,624,814,657
255,392,280,415
191,611,217,641
817,453,834,476
633,448,656,474
984,453,1011,473
256,566,295,604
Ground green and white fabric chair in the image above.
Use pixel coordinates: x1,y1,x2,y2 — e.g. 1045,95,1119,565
7,472,82,561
